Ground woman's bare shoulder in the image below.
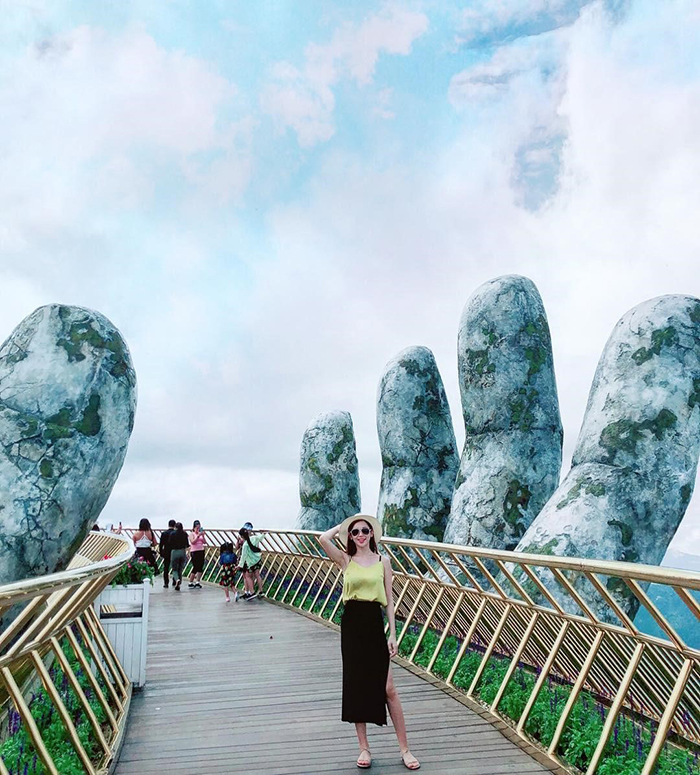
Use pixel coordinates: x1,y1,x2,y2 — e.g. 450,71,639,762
381,554,392,569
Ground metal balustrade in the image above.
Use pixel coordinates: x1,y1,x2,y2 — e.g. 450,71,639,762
129,526,700,775
0,531,134,775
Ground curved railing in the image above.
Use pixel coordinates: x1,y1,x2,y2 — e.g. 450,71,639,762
0,531,134,775
132,526,700,775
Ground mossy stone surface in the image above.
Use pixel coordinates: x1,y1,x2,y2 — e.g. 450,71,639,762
0,305,136,586
445,275,563,550
297,411,361,531
376,346,458,542
517,295,700,621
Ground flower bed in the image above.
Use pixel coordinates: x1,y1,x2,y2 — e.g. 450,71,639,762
0,633,111,775
397,625,700,775
110,555,155,587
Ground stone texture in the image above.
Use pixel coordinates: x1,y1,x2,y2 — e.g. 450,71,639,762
516,295,700,619
297,411,360,531
444,275,563,550
376,346,458,542
0,305,136,586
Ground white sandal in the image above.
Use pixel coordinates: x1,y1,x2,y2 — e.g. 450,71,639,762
356,748,372,769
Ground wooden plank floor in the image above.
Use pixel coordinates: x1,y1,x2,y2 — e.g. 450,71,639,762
115,584,551,775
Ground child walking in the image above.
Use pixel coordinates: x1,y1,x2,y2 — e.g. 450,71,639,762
219,542,239,602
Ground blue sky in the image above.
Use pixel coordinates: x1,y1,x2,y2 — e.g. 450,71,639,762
2,0,700,558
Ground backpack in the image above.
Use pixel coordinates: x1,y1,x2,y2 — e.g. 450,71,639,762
219,542,237,566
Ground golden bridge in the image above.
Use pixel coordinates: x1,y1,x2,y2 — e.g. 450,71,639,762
1,528,699,774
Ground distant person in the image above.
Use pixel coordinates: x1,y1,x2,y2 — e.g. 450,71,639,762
218,542,239,602
133,518,158,569
91,523,101,531
188,520,207,588
319,515,420,771
169,522,189,591
115,522,123,535
159,519,177,589
239,522,264,600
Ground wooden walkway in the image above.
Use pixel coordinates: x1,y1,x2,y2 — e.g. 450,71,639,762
115,585,552,775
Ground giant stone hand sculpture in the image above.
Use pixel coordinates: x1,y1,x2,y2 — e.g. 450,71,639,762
516,295,700,619
297,411,361,531
444,275,563,550
0,305,137,586
377,346,458,542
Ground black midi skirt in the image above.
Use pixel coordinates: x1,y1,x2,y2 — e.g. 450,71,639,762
341,600,389,726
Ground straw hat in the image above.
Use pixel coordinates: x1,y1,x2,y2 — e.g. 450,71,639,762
338,514,383,550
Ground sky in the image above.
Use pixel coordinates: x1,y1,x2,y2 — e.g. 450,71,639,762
2,0,700,562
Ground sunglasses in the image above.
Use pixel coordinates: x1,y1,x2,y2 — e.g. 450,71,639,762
350,527,371,537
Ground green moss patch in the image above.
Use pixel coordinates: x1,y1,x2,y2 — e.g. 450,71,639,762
631,326,678,365
599,409,677,464
502,479,531,537
56,308,133,385
556,476,606,510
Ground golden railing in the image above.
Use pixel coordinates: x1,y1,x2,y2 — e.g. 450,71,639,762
135,526,700,775
0,531,134,775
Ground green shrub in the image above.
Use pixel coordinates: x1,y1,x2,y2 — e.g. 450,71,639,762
0,638,110,774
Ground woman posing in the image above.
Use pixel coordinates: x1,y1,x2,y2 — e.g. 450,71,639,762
132,518,158,569
188,520,207,589
319,515,420,771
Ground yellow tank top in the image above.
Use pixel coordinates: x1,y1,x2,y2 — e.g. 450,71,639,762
342,558,387,605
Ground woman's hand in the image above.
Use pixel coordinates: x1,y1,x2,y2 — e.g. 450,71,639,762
388,635,398,658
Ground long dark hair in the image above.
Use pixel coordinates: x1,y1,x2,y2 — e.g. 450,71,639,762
174,522,186,538
138,518,155,540
239,527,261,554
346,519,377,556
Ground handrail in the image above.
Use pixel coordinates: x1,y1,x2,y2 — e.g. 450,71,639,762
0,531,134,775
129,526,700,775
0,538,133,608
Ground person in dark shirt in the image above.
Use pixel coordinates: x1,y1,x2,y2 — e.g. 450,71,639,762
159,520,177,588
169,523,190,591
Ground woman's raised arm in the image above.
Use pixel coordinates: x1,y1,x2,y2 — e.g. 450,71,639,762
318,523,348,569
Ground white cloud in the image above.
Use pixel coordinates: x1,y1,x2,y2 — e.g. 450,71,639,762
373,87,396,119
458,0,593,46
226,0,700,555
261,5,428,146
449,32,565,105
3,1,700,565
100,464,299,532
0,24,249,268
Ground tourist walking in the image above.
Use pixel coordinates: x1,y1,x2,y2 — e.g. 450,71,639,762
319,515,420,771
169,522,189,591
218,542,239,602
159,519,176,588
239,522,264,599
132,518,158,569
188,520,207,588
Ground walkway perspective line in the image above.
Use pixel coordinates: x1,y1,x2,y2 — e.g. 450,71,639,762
115,586,553,775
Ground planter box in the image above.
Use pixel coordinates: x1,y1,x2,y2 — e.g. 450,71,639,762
94,580,150,688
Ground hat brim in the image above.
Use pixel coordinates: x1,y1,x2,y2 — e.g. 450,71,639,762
338,514,383,550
